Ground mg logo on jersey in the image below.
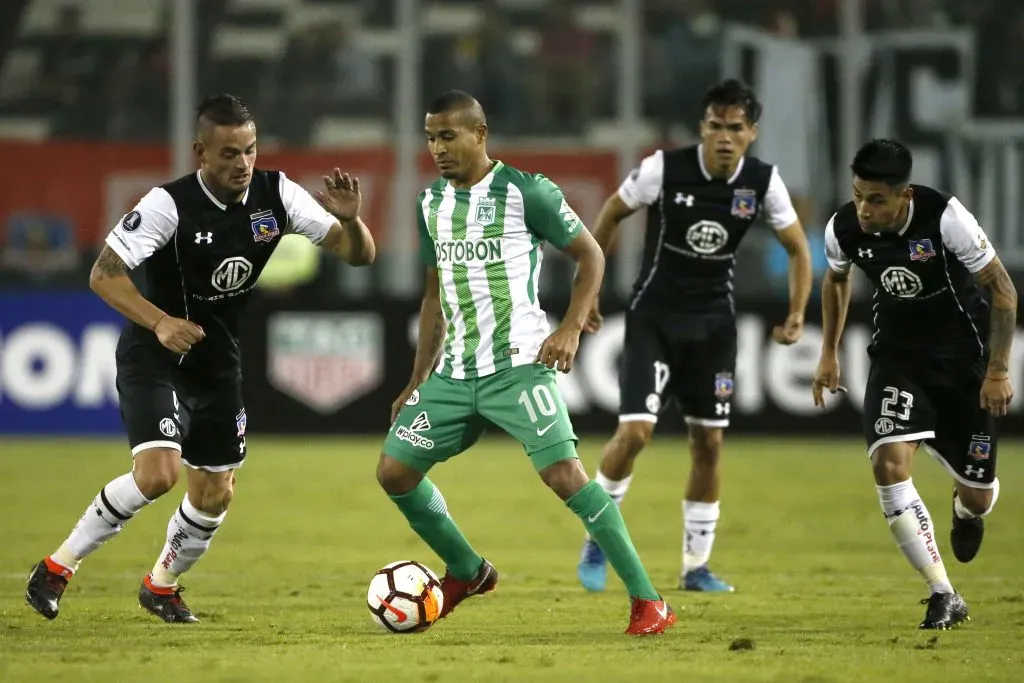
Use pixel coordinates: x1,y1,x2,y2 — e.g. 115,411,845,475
880,266,923,299
435,238,503,264
685,220,729,254
211,257,254,292
267,312,384,413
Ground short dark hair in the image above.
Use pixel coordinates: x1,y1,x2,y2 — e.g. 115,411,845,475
851,139,913,186
196,94,254,127
427,89,479,115
702,79,762,124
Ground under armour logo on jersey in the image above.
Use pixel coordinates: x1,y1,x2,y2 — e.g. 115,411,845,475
195,232,213,244
674,193,694,206
858,248,873,259
965,465,985,479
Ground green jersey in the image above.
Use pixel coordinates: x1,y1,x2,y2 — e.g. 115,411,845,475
417,161,584,380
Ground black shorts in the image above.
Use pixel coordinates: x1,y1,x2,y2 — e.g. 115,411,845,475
115,345,247,472
618,311,737,428
863,353,997,488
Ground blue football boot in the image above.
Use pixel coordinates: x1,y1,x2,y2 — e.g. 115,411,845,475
680,565,735,592
577,537,607,592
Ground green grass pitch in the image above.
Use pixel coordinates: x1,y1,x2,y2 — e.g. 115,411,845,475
1,435,1022,682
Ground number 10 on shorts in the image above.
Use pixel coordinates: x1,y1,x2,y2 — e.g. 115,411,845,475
519,385,558,427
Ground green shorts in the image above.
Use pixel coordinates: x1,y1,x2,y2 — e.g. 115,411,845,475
383,363,579,474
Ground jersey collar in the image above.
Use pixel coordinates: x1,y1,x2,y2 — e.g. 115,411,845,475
197,170,250,210
897,200,915,235
697,144,745,184
874,200,915,236
447,160,504,190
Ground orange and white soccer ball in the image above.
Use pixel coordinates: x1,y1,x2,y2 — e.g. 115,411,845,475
367,560,444,633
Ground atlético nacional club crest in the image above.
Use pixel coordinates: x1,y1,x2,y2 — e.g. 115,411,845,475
250,209,280,243
267,312,384,414
731,189,757,219
475,197,496,225
908,239,936,262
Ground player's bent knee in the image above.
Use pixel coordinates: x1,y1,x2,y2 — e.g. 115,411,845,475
870,443,914,484
376,453,423,495
614,421,654,457
132,447,182,499
538,455,587,501
186,468,234,515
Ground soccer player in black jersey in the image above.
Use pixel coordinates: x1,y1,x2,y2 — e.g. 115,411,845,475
577,79,813,593
812,139,1017,629
25,94,376,623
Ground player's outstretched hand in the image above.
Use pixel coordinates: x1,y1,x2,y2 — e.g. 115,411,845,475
391,385,418,425
811,355,842,408
153,315,205,355
536,325,581,373
315,168,362,222
583,302,603,334
980,374,1014,417
772,312,804,345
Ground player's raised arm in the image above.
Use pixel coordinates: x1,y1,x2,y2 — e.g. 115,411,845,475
813,215,852,407
91,189,205,355
284,168,375,266
764,166,812,345
939,198,1018,416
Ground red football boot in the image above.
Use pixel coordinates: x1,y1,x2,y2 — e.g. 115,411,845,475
439,559,499,618
625,597,677,635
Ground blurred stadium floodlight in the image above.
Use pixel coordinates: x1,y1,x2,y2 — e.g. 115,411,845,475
170,0,197,179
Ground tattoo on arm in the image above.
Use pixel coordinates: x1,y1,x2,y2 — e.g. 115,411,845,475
95,245,128,277
976,260,1018,374
988,307,1015,373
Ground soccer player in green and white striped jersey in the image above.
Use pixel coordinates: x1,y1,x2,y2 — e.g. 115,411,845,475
377,91,676,635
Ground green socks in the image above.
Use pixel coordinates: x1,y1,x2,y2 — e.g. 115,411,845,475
389,478,482,581
568,480,660,600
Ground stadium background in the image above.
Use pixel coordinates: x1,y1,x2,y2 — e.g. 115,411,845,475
2,3,1024,681
0,0,1021,437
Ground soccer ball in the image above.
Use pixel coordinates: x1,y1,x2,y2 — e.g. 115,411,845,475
366,560,444,633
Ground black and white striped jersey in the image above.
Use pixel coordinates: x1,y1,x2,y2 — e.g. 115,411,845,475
825,184,995,359
621,144,798,318
104,169,335,378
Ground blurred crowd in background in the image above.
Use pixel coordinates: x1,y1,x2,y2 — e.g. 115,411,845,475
1,0,1022,300
5,0,1024,142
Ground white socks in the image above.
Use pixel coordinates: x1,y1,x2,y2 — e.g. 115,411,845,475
877,479,953,594
595,470,633,506
150,495,227,588
589,472,633,544
51,473,152,573
954,477,1000,519
593,472,722,575
683,500,720,574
